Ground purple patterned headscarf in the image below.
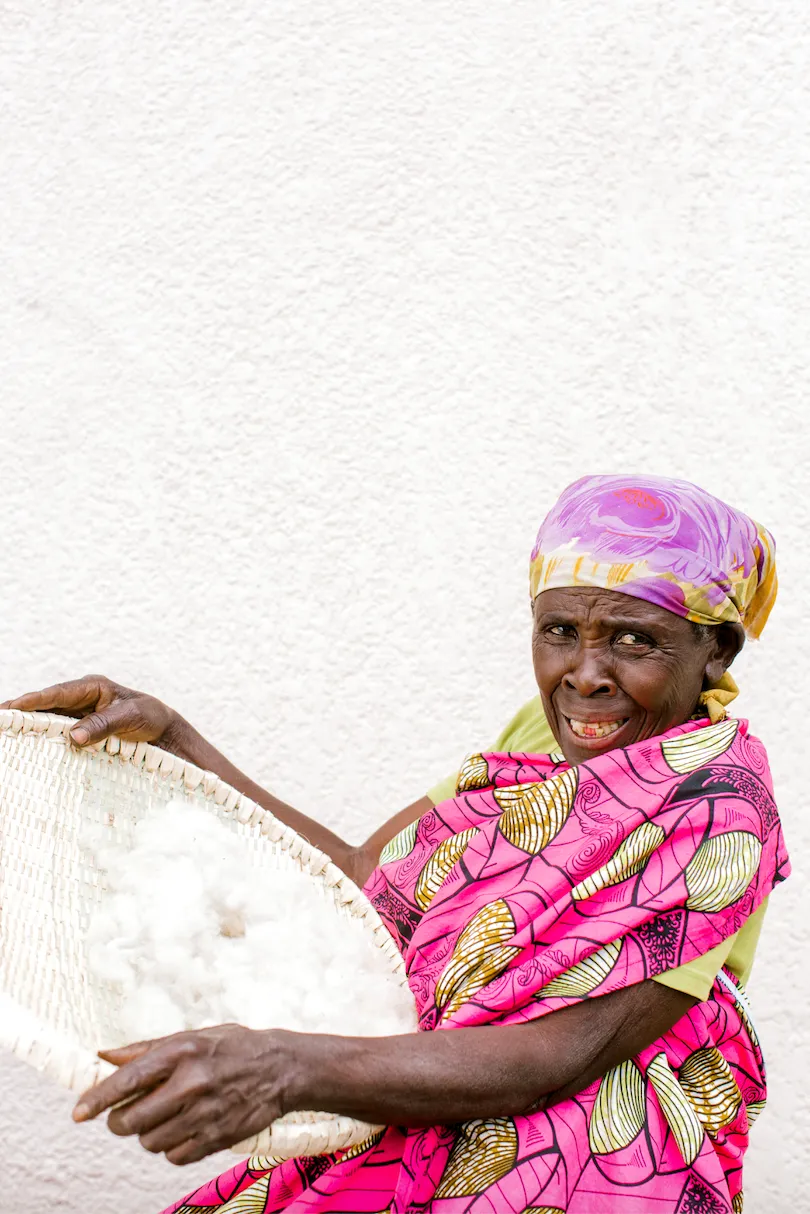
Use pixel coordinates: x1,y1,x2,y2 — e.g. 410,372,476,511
529,475,777,639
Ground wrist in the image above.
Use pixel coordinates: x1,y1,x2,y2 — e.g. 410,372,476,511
158,714,203,765
265,1030,320,1117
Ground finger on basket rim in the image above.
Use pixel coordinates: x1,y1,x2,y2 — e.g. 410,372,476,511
74,1037,185,1121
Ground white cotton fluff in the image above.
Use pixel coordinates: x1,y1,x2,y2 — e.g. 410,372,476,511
85,802,416,1045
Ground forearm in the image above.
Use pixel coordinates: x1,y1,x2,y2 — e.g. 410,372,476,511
281,982,696,1127
163,719,434,886
163,716,359,877
74,983,696,1162
282,1026,561,1126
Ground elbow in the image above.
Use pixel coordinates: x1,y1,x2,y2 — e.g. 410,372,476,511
343,843,374,888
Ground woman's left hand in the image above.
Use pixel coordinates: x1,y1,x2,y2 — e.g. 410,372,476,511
73,1025,293,1165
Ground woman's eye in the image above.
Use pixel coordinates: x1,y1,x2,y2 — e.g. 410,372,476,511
547,625,575,638
615,631,649,647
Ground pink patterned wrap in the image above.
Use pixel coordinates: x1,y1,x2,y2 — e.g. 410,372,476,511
166,716,788,1214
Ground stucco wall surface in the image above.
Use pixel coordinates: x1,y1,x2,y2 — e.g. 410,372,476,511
1,2,809,1210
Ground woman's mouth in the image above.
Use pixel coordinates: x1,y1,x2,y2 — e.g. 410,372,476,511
566,717,628,740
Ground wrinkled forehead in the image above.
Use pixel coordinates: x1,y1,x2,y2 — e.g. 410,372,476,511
533,585,693,632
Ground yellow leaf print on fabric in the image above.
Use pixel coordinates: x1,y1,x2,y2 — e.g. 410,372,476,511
678,1047,743,1137
646,1052,705,1166
538,939,623,998
379,818,419,865
434,1118,518,1197
588,1060,647,1155
571,822,665,901
339,1128,385,1161
494,768,578,854
685,831,762,913
732,1190,745,1213
456,752,491,793
661,718,738,774
246,1155,283,1171
415,828,477,910
435,899,520,1021
746,1099,766,1129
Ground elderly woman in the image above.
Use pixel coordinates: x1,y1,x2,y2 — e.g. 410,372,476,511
6,475,788,1213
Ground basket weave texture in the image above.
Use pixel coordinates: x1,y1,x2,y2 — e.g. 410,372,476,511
0,710,415,1159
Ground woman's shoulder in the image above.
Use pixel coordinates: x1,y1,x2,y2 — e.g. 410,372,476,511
492,695,557,755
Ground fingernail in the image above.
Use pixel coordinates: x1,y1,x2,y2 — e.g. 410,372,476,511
73,1102,89,1121
71,727,88,745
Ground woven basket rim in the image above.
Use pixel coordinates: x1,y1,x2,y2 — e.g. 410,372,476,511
0,706,404,976
0,708,409,1158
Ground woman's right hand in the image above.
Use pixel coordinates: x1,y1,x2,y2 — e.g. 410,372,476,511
0,676,181,750
0,677,419,883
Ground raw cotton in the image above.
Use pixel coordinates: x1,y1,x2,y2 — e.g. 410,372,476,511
85,802,417,1046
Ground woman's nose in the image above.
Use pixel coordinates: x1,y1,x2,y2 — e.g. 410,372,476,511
562,652,617,698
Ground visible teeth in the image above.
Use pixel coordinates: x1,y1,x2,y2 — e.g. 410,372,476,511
569,718,626,739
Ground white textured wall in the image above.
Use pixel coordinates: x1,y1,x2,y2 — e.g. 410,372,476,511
1,2,809,1211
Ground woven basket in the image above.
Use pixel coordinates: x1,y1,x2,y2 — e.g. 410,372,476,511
0,709,416,1159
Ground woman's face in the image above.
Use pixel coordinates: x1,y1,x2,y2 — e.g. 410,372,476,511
532,586,740,765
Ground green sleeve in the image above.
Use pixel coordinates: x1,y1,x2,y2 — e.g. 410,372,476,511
427,696,556,805
653,899,768,998
652,935,738,1000
426,771,461,806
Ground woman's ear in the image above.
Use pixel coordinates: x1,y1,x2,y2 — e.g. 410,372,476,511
704,623,745,686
